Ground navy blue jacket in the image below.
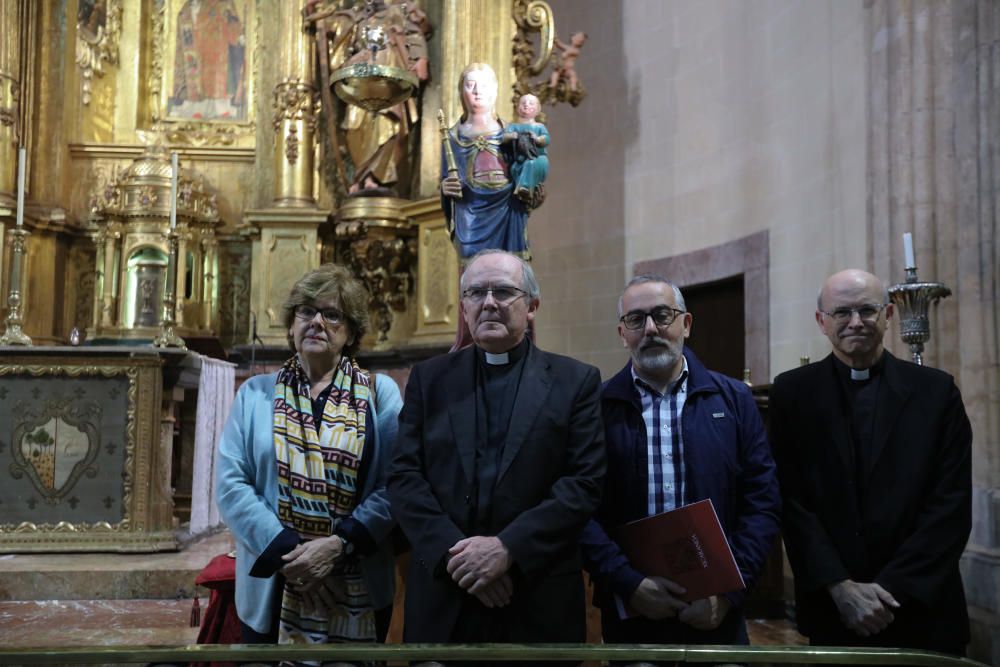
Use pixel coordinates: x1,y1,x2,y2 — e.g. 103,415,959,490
580,348,781,610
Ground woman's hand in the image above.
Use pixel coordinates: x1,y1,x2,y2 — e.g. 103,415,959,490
280,535,345,591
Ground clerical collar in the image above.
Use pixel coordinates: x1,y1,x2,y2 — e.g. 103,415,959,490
477,337,529,366
484,351,508,365
833,352,884,382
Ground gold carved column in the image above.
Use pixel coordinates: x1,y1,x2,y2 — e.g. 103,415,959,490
245,0,326,346
0,0,25,308
0,0,22,199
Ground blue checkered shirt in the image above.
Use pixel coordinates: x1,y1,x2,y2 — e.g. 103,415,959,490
632,359,689,515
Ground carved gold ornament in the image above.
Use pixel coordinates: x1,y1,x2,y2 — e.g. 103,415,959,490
272,80,318,133
285,125,300,164
512,0,588,108
75,0,123,106
0,72,18,128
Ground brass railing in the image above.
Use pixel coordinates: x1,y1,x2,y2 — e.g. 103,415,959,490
0,644,988,666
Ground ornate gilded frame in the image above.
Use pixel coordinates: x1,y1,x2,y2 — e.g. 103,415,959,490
75,0,123,105
147,0,258,147
0,357,174,552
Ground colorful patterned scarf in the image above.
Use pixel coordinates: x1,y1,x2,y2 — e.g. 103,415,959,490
272,354,375,655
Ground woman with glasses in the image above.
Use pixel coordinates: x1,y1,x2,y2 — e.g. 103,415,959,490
216,263,402,656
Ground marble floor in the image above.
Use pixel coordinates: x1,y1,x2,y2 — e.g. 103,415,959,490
0,529,806,660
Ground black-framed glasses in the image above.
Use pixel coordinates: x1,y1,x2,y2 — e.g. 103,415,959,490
294,304,345,325
461,285,528,305
619,306,685,330
819,303,886,324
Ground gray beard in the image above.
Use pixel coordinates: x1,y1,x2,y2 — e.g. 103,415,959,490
631,339,682,376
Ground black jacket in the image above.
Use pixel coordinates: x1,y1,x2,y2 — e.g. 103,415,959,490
770,351,972,651
388,342,606,643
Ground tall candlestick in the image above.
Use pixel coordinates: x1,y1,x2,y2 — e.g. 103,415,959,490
170,152,178,229
15,148,25,227
903,232,915,269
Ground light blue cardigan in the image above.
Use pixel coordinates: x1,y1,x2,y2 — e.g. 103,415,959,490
215,370,402,633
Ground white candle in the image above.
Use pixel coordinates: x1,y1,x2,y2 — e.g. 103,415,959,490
15,147,25,227
903,232,915,269
169,152,178,229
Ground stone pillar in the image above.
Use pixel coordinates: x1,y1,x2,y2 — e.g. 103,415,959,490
953,2,1000,663
867,1,1000,662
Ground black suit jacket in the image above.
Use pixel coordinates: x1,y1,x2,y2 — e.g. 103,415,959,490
770,352,972,651
388,343,606,643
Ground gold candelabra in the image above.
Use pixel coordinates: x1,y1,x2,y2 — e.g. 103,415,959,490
152,229,186,349
0,227,33,346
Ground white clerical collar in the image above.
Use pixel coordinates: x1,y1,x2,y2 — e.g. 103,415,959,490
850,367,871,381
484,351,509,365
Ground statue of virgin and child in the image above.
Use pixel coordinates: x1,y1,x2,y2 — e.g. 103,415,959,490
440,63,549,264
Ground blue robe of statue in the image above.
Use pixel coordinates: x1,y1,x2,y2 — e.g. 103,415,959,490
441,122,530,261
506,122,549,196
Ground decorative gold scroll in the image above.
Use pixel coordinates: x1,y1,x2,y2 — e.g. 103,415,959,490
75,0,123,106
512,0,588,108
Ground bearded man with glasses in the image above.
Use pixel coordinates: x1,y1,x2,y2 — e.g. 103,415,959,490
388,249,605,660
770,268,973,656
580,275,780,657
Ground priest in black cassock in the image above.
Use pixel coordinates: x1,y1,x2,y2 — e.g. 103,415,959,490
388,249,606,652
771,269,972,656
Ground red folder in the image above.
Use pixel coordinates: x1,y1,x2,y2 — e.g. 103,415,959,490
616,499,745,603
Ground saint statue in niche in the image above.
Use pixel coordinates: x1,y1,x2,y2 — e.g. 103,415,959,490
169,0,247,120
307,0,431,194
441,63,549,264
441,63,549,350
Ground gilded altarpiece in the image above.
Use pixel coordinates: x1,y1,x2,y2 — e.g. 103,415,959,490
0,352,174,552
6,0,584,351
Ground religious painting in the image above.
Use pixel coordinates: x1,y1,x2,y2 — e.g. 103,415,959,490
150,0,257,143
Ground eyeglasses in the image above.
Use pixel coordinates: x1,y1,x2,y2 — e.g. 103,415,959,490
294,304,345,325
461,285,528,305
819,303,886,324
619,306,685,330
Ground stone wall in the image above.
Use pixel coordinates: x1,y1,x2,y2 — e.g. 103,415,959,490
532,1,869,377
530,0,629,378
528,0,999,661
